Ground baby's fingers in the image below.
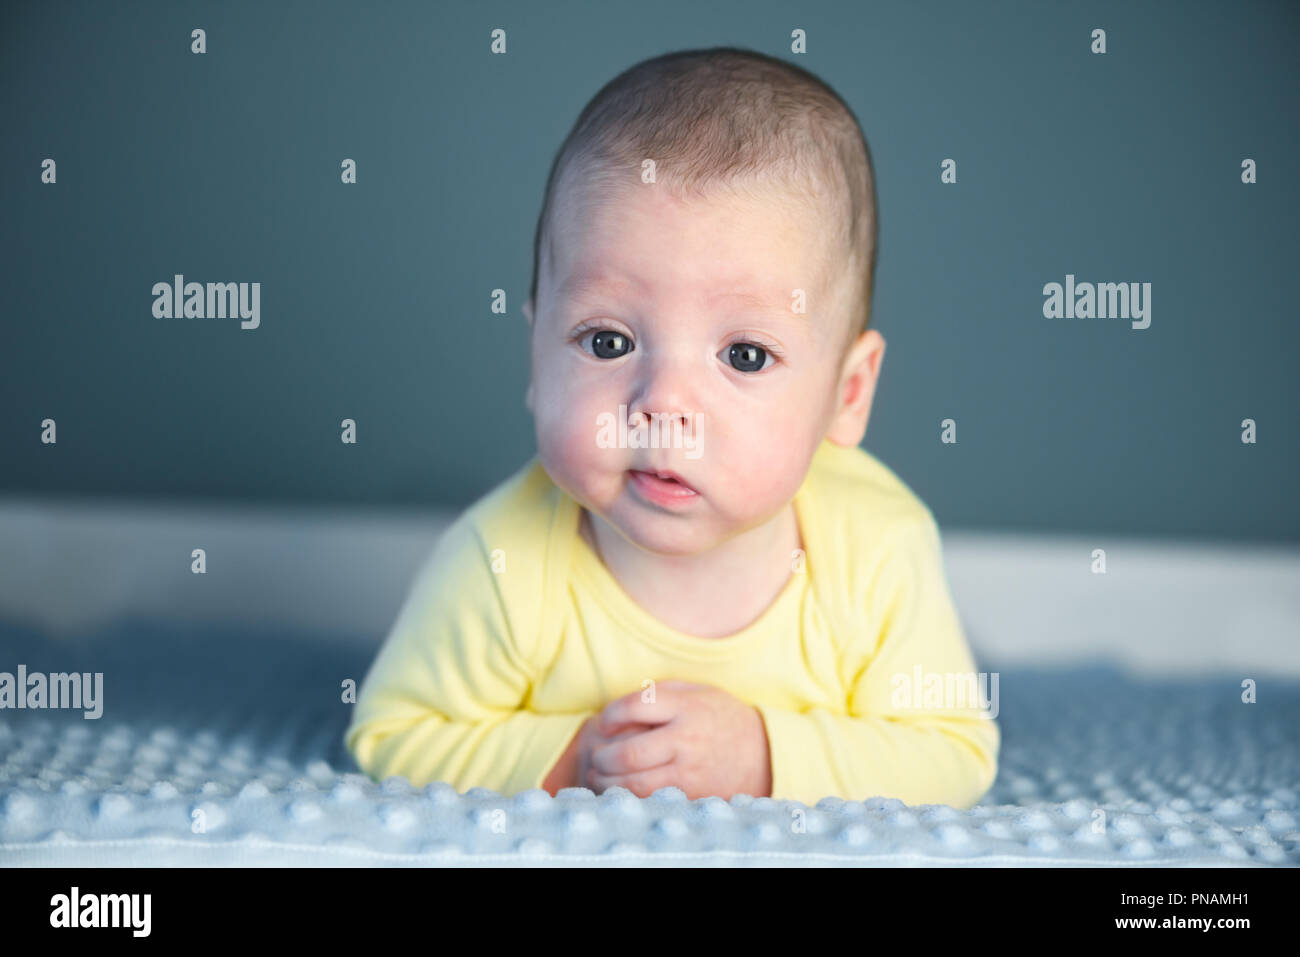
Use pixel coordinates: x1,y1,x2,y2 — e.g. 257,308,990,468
589,725,675,776
597,720,656,740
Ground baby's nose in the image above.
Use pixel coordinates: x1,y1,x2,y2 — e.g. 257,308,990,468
631,352,701,419
629,406,694,429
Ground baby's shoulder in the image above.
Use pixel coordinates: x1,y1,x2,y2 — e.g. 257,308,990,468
407,457,565,667
802,443,946,654
804,440,936,547
457,456,566,562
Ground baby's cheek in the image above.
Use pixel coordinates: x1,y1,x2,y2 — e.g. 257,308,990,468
556,407,604,468
536,400,610,496
721,452,805,522
532,383,582,448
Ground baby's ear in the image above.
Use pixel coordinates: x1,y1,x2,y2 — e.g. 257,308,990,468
825,330,886,447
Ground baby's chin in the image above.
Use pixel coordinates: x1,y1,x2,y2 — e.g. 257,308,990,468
582,485,774,559
593,508,730,558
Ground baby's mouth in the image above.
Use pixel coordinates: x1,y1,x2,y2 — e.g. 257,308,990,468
626,469,699,502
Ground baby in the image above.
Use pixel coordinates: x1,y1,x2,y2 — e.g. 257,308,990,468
345,47,999,808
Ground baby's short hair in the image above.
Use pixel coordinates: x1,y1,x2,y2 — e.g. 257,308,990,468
529,46,879,352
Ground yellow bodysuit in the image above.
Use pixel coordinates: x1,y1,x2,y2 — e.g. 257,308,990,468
345,438,999,808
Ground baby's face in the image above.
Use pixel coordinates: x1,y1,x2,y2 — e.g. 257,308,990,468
527,179,854,557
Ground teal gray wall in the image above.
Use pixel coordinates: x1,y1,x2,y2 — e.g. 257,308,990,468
2,0,1296,541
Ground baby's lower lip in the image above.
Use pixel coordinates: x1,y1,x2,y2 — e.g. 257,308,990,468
627,470,699,506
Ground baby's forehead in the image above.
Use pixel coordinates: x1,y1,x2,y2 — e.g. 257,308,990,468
548,180,843,297
558,270,802,316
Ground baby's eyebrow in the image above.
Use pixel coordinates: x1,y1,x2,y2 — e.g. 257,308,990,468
558,274,646,302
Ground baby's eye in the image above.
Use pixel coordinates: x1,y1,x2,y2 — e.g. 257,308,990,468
724,341,775,374
581,328,634,359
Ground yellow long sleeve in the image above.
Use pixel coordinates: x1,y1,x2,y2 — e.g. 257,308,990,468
344,517,590,795
756,512,999,808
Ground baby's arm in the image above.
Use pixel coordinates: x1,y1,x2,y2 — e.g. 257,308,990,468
344,520,594,796
755,512,999,808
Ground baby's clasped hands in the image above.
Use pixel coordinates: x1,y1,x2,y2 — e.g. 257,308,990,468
582,680,772,800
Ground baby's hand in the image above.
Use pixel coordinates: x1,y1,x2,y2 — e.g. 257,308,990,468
573,714,655,793
586,680,772,800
